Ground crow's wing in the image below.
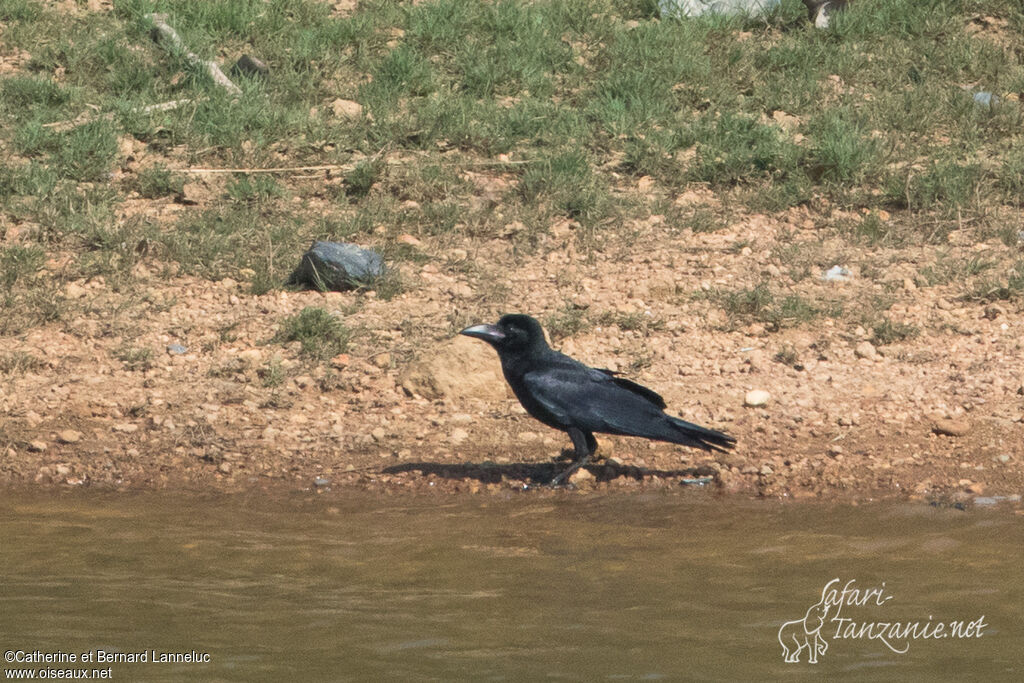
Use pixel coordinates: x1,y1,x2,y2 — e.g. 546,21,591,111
594,368,667,408
520,365,668,434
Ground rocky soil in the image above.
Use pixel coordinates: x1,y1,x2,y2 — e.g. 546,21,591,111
3,195,1023,509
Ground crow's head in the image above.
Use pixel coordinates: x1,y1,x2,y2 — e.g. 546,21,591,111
459,314,548,355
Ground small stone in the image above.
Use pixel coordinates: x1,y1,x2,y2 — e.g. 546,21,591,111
371,427,387,442
180,182,204,205
717,451,745,470
855,341,877,360
984,304,1005,320
450,248,468,261
28,440,48,452
449,428,469,446
372,353,391,369
744,389,771,407
112,423,138,433
57,430,82,444
330,98,363,119
966,482,985,495
331,353,350,369
934,419,971,437
995,454,1011,464
396,234,422,247
166,343,188,355
65,282,88,299
760,464,773,476
218,462,232,474
568,468,594,486
314,476,331,488
741,465,758,475
828,444,843,456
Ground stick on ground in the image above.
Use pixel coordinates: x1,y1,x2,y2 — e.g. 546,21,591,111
145,13,242,96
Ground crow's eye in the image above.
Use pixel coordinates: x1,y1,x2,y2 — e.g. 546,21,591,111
507,326,527,346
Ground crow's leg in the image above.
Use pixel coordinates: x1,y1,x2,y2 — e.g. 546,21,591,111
550,429,597,486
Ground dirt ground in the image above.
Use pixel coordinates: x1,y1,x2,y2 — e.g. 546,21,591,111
3,2,1024,508
3,189,1023,508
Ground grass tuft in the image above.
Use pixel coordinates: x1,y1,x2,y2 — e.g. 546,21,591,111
275,307,352,360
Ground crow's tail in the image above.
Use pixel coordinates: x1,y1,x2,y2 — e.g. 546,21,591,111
668,416,736,453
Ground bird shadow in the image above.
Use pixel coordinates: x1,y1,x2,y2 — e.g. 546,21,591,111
382,457,719,487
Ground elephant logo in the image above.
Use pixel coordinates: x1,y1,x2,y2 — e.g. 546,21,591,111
778,586,832,663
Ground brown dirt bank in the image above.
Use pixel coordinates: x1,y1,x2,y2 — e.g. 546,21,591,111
3,219,1023,508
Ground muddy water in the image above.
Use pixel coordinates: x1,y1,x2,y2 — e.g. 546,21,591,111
1,490,1020,681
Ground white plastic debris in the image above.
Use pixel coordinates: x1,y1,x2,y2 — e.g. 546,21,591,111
821,265,852,282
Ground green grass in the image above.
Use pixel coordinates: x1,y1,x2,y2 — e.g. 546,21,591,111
872,319,920,345
274,306,352,360
2,0,1024,338
135,164,183,198
716,284,829,330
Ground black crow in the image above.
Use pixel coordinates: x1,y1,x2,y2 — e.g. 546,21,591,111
460,314,736,485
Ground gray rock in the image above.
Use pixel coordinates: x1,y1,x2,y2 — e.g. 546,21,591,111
971,91,999,109
289,241,385,291
659,0,779,18
167,343,188,355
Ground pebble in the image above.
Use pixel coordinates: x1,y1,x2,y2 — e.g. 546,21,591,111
57,430,83,444
330,98,363,119
54,464,71,476
994,454,1011,464
65,282,87,299
854,341,877,360
934,419,971,437
744,389,771,407
218,462,232,474
112,423,138,433
28,440,48,452
314,477,331,488
371,427,387,442
449,428,469,445
569,468,594,485
166,344,188,355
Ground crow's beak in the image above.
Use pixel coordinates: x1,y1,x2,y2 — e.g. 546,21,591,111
459,323,505,345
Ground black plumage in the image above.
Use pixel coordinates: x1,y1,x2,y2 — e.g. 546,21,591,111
460,314,736,485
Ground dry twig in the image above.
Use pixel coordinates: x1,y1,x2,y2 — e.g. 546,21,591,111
145,13,242,96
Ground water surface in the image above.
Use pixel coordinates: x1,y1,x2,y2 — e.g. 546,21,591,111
1,490,1019,680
